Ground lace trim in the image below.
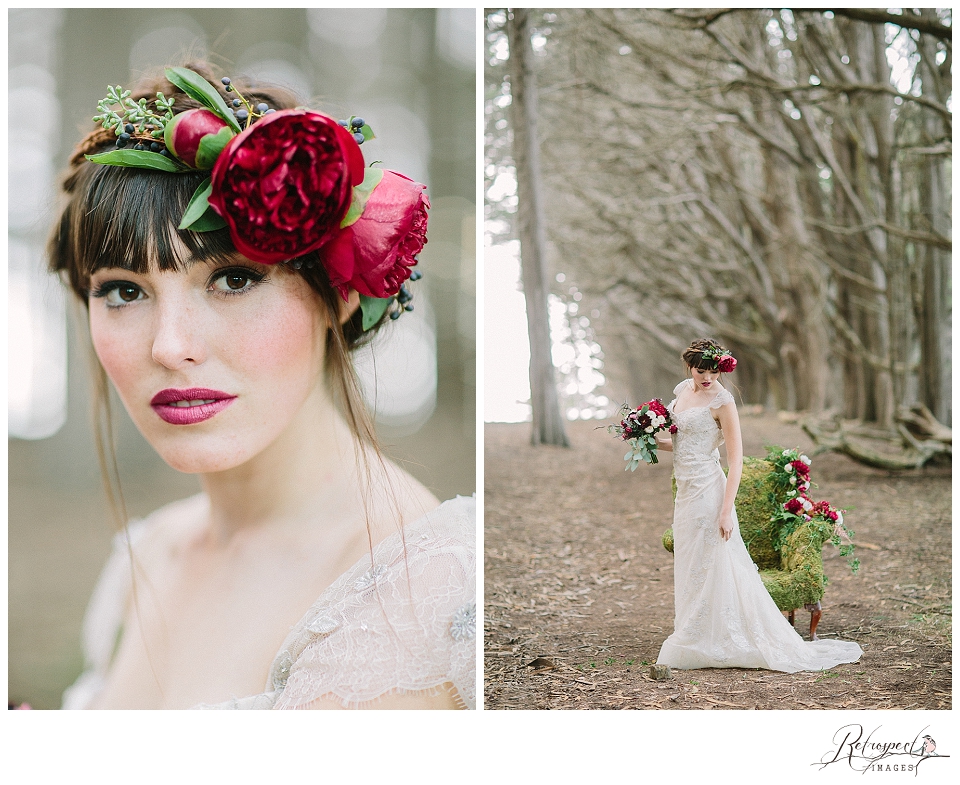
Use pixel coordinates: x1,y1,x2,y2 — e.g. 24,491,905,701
270,496,476,710
63,495,476,711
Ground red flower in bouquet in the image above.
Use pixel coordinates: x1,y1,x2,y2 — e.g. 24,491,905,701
209,109,365,264
322,170,429,299
716,354,737,373
607,398,674,471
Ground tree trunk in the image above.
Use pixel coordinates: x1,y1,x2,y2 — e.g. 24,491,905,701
507,9,569,446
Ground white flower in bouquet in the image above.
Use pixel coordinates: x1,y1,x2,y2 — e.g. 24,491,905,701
645,426,654,433
785,464,794,473
801,455,811,464
801,498,813,511
789,476,796,485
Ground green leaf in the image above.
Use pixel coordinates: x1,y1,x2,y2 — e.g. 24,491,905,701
359,295,391,331
178,179,214,229
184,205,227,232
195,126,235,169
340,167,385,228
359,123,375,142
86,149,182,172
165,67,242,133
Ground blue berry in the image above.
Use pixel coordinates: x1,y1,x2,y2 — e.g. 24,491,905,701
389,310,401,320
116,138,126,148
264,109,276,115
409,270,423,281
351,117,365,128
221,77,231,85
353,132,364,144
337,119,348,127
232,99,241,107
124,124,134,134
236,109,249,121
404,304,414,312
118,132,131,143
133,143,145,150
150,142,161,152
257,103,269,113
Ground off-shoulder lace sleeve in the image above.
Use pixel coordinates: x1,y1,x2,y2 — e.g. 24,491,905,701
61,520,147,709
673,379,690,396
270,496,476,710
708,387,735,409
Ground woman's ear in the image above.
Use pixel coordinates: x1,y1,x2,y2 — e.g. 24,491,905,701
339,289,361,325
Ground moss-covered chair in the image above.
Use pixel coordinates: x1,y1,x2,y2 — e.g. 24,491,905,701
662,456,830,640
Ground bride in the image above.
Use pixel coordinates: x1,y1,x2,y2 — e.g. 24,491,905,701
654,339,861,672
48,63,475,709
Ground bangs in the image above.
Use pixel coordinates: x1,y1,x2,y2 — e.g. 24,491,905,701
691,354,717,371
54,163,239,290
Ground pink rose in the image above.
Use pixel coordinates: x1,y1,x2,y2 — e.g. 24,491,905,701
717,355,737,373
163,108,230,169
322,170,429,299
209,109,364,264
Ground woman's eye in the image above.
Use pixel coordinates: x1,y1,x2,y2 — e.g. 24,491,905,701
90,281,145,306
210,269,263,294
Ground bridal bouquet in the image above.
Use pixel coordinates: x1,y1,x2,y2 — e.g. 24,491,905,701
607,399,676,471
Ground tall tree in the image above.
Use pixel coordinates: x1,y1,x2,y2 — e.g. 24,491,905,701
506,9,569,446
521,8,950,430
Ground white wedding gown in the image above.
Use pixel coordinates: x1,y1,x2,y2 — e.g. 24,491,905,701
62,495,476,709
656,380,862,672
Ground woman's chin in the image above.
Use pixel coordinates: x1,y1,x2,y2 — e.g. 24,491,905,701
145,434,255,475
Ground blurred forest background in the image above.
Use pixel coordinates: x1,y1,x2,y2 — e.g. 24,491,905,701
9,8,475,709
485,8,951,447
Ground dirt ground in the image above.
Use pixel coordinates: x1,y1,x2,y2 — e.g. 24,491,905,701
483,415,951,710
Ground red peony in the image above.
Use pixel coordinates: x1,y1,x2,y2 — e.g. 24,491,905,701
790,459,810,478
208,109,364,265
669,424,678,434
783,498,804,515
717,354,737,373
322,170,429,299
649,399,668,417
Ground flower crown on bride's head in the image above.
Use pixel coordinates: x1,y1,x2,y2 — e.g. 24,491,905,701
85,66,427,329
689,342,737,373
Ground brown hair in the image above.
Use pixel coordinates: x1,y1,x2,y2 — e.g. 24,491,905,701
48,61,389,527
681,338,726,371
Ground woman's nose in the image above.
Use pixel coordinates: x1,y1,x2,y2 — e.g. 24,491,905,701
150,293,206,369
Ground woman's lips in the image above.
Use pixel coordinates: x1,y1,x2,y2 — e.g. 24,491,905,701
150,388,236,425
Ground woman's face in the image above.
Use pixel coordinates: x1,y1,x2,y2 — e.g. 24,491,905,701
690,365,718,390
88,254,328,474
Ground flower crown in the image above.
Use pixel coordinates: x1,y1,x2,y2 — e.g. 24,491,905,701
695,344,737,373
86,67,428,329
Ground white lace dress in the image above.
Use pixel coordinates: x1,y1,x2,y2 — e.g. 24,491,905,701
62,495,476,709
656,380,862,672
